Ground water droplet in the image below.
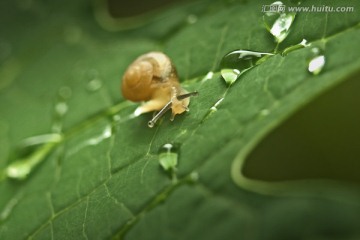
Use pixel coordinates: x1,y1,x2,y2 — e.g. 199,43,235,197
263,1,296,43
260,109,270,116
87,79,103,92
53,87,71,133
308,48,325,75
189,171,199,182
201,71,214,83
112,114,121,122
210,97,224,112
6,161,31,180
158,143,179,172
186,14,198,24
220,50,274,85
55,102,68,116
58,86,72,99
85,70,103,92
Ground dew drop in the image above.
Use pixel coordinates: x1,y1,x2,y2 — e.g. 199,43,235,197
270,14,295,43
55,102,68,116
158,143,179,172
308,47,325,75
189,171,199,182
201,71,214,83
263,1,296,43
260,109,270,116
53,87,71,133
58,86,72,99
210,97,224,112
85,70,103,92
220,50,274,85
112,114,121,122
186,14,198,24
87,79,103,92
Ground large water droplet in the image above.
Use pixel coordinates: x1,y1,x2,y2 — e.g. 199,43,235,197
270,14,295,43
263,1,296,43
158,143,179,172
308,47,325,75
6,161,32,180
220,50,274,85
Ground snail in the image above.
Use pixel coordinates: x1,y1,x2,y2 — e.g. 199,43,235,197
121,51,198,128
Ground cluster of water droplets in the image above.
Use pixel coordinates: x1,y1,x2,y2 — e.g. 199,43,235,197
52,86,72,133
219,1,326,85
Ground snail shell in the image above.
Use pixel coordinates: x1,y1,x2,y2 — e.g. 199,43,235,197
121,52,190,119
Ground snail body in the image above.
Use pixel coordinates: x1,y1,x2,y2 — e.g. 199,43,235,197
121,52,197,127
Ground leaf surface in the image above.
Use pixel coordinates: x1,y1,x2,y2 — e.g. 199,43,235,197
1,0,360,239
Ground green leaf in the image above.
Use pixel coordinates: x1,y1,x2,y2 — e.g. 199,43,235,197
1,0,360,239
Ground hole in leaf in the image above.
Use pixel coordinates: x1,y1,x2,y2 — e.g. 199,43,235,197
243,71,360,184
